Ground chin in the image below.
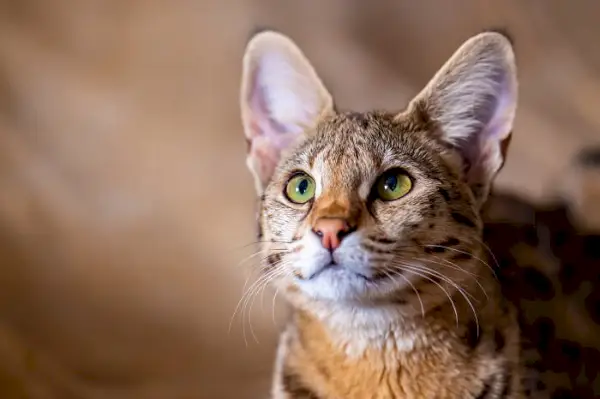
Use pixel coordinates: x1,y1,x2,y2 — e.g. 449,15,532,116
296,267,382,303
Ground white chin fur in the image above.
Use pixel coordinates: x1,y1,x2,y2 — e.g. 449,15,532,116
290,232,412,301
297,267,371,301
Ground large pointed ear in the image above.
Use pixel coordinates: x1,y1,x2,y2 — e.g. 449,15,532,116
405,31,518,206
240,30,334,194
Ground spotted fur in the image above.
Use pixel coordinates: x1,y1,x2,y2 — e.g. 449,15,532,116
483,184,600,398
239,30,599,398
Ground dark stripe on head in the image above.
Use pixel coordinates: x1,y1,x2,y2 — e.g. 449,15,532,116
451,212,477,228
282,369,320,398
438,187,451,202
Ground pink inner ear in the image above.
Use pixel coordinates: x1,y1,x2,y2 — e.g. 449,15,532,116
245,65,304,187
247,69,294,145
248,67,303,154
251,139,281,184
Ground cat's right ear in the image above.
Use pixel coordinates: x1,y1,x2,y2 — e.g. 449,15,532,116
240,31,334,194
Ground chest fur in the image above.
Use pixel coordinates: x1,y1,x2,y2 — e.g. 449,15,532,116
273,310,519,399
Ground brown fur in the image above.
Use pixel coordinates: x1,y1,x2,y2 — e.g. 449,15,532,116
263,111,521,398
240,30,599,398
483,188,600,397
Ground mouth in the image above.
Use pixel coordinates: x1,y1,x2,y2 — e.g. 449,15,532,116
306,261,372,281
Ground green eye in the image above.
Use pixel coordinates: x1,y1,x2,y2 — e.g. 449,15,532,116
375,170,412,201
285,173,316,204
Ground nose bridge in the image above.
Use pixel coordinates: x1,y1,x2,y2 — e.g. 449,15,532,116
309,182,362,229
309,190,360,250
311,191,351,222
313,197,349,220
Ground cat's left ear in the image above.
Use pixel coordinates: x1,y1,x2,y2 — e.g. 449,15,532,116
404,31,518,206
240,30,334,194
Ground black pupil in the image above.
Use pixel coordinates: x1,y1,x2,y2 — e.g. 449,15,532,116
297,178,309,195
384,175,398,191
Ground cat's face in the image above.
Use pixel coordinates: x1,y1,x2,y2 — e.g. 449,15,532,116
241,31,517,309
259,112,482,305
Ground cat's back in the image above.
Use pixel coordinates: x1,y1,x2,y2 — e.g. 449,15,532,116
483,151,600,397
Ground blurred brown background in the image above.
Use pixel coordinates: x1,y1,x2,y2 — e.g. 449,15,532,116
0,1,599,398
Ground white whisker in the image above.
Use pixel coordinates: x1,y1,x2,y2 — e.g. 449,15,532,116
383,268,425,318
397,265,460,327
396,261,480,337
416,256,489,300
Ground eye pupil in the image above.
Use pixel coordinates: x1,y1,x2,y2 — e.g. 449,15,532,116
297,179,309,195
384,175,398,191
284,173,316,204
375,169,412,201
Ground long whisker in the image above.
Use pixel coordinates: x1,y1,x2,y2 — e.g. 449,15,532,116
243,266,288,344
420,245,497,278
251,267,291,341
415,256,489,300
229,251,290,337
241,270,277,345
396,262,476,302
394,261,480,337
272,286,280,328
471,235,501,271
243,254,294,345
235,248,290,271
396,265,459,327
382,268,425,318
229,269,258,337
230,262,284,344
227,239,295,256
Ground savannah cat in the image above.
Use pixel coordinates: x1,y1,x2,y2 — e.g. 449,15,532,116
239,29,600,398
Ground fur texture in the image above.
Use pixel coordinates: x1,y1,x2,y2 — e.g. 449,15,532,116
239,30,599,398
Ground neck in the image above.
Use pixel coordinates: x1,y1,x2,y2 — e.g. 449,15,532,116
293,306,447,363
289,272,497,359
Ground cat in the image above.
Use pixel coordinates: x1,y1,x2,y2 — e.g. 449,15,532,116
239,29,599,398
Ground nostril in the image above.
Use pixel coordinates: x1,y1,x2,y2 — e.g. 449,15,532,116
312,219,356,250
337,225,356,240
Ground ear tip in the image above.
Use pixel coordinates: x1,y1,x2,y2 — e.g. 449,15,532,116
481,27,515,46
246,27,294,51
474,28,515,51
247,26,280,42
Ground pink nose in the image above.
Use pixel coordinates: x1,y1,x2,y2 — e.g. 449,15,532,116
312,218,353,251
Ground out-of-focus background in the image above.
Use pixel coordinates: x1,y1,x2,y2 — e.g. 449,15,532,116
0,1,599,398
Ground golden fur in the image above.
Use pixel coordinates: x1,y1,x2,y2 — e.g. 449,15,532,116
240,29,600,398
240,30,522,398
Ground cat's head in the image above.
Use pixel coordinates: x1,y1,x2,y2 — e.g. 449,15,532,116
240,30,517,311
